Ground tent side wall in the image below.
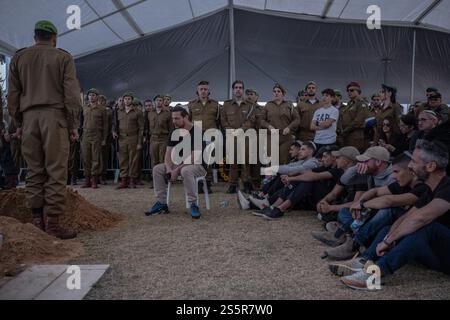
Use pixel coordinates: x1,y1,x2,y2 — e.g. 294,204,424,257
75,9,450,103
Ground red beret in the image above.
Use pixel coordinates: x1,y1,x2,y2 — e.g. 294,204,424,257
347,82,361,91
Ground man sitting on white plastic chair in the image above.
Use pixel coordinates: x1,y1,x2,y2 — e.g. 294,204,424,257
146,106,207,219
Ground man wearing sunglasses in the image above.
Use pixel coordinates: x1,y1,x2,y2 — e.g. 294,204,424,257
337,82,368,152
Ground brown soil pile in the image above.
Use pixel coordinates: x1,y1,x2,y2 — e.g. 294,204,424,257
0,188,123,232
0,216,83,277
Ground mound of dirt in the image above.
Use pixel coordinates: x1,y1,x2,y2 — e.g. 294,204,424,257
0,216,83,277
0,188,123,232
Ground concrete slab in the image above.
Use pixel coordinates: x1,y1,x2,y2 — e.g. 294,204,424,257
0,265,109,300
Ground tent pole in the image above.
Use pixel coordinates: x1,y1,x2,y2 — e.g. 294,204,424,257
228,0,236,99
410,29,417,107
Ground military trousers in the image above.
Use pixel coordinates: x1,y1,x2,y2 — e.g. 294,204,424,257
118,134,140,179
22,106,69,216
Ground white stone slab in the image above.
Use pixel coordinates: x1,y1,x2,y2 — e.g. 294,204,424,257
0,265,109,300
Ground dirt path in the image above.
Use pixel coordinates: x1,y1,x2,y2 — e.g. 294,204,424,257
72,183,450,300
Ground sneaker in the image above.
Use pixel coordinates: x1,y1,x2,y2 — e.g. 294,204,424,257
326,235,358,261
252,207,273,217
341,269,382,291
249,195,270,210
262,207,284,220
325,221,342,233
329,257,366,277
237,190,251,210
190,203,201,219
145,202,169,216
311,230,346,247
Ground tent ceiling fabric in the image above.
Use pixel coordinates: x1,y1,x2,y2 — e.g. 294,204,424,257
75,9,450,103
1,0,450,57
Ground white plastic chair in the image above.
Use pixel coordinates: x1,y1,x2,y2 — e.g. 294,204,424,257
166,142,215,211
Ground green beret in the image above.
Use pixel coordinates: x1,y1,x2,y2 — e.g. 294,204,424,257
99,95,107,101
297,90,305,97
245,88,259,96
273,83,286,95
123,91,135,99
87,88,99,96
153,94,163,101
334,90,342,97
35,20,58,35
132,98,142,106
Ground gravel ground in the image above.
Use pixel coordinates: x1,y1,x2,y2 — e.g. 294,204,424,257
71,182,450,300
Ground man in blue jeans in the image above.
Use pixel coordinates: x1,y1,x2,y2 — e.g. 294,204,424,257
313,146,394,247
332,140,450,290
326,153,429,260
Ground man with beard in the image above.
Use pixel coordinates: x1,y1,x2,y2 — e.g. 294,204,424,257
339,140,450,290
297,81,321,142
146,107,207,219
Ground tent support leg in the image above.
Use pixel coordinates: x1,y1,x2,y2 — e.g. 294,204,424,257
410,29,417,107
228,0,236,99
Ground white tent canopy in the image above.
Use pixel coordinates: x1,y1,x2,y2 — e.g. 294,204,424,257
1,0,450,102
2,0,450,58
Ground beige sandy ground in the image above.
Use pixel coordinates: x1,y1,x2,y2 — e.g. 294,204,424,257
72,182,450,300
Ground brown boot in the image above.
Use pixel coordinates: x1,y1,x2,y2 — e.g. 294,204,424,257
129,178,137,189
81,176,91,188
91,176,99,189
116,178,129,189
32,214,45,231
45,215,77,240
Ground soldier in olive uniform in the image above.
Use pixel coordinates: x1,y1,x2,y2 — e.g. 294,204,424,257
8,21,81,239
99,96,113,184
260,84,300,165
148,96,173,169
81,89,108,189
365,93,382,146
373,84,403,143
297,81,322,142
246,88,264,190
337,82,368,152
163,94,172,111
221,81,257,194
187,81,221,193
113,92,144,189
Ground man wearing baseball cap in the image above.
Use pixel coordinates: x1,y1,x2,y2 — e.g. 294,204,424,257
337,82,369,152
427,92,449,123
7,20,81,239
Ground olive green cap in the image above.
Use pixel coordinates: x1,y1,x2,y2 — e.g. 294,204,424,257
245,88,260,96
87,88,99,96
35,20,58,35
123,91,135,99
334,90,342,97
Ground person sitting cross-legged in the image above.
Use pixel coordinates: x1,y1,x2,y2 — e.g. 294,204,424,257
336,140,450,290
247,141,318,210
326,152,430,262
146,107,207,219
252,146,358,220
